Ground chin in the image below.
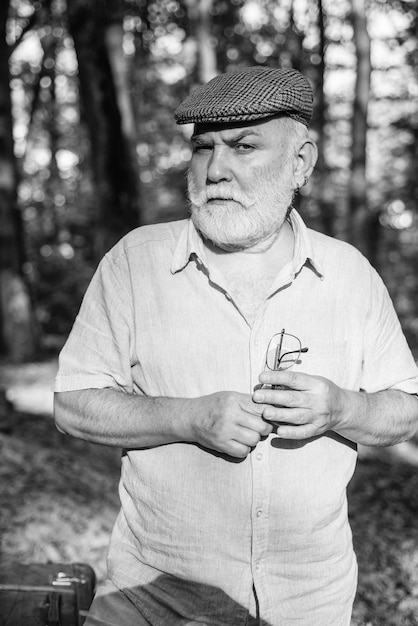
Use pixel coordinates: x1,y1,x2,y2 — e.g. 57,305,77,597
190,201,288,252
207,237,254,252
192,218,271,252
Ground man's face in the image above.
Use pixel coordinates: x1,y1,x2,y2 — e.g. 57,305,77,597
188,117,301,252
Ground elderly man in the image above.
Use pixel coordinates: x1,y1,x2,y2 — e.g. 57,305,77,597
54,66,418,626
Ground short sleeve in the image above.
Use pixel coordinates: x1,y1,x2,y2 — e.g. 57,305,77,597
360,265,418,394
54,252,135,393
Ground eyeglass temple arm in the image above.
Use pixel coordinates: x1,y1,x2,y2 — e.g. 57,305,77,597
277,346,309,368
274,330,285,368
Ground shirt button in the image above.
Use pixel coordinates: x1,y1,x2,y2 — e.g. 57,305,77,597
256,453,263,460
256,508,262,517
255,562,260,570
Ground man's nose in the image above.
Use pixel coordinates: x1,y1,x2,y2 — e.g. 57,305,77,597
206,146,233,183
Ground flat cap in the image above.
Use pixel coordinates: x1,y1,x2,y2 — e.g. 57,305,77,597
174,66,313,127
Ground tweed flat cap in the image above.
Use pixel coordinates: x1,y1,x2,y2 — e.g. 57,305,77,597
174,66,313,127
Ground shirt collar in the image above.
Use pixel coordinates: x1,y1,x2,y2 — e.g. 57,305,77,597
171,219,207,274
288,209,324,278
170,210,324,278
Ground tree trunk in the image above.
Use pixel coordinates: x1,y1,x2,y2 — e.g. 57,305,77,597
0,1,39,361
287,0,305,72
348,0,374,260
312,0,335,237
67,0,141,258
185,0,218,84
196,0,217,83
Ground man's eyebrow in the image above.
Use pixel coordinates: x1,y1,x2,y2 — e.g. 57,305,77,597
191,135,212,144
227,129,262,142
191,129,262,143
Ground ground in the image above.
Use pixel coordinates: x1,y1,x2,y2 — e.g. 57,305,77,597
1,359,418,625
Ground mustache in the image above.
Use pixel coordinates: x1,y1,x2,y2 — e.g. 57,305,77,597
187,174,255,209
205,184,252,203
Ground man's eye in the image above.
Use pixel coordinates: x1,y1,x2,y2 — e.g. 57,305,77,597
235,143,254,153
193,144,213,153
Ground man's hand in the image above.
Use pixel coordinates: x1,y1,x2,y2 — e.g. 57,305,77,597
55,388,272,453
252,370,347,440
192,391,273,458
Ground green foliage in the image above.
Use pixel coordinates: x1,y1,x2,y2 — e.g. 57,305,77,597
4,0,418,348
33,249,95,336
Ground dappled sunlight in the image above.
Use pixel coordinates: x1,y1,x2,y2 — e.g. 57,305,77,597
1,360,57,416
0,408,121,581
348,459,418,624
1,2,418,624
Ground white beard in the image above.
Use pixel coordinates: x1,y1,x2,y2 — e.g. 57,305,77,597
187,164,296,252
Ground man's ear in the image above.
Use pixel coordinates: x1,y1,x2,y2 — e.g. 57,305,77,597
294,138,318,188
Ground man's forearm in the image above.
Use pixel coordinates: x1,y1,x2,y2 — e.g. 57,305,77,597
334,388,418,447
54,387,272,457
54,388,196,448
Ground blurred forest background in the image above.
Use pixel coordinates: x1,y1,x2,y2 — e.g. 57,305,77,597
1,1,418,625
0,0,418,360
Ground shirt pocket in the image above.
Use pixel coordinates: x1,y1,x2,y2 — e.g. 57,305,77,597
295,340,350,385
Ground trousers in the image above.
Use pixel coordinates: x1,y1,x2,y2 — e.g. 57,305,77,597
84,579,151,626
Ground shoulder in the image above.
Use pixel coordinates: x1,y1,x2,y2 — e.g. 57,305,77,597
307,227,387,298
309,227,374,271
115,219,187,252
105,219,188,263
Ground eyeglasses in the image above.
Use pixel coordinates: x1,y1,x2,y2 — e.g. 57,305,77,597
260,329,308,391
265,329,308,372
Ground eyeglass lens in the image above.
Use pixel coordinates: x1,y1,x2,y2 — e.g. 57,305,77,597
266,330,303,371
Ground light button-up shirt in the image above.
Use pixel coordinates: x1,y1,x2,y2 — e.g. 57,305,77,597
55,211,418,626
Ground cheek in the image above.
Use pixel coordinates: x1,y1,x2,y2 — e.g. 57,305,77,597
254,159,295,189
190,158,208,189
231,166,255,191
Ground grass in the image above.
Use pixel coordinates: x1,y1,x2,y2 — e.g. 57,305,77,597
348,460,418,625
0,411,120,582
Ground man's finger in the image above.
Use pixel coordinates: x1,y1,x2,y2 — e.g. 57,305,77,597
227,441,252,458
262,407,308,425
236,427,262,448
258,369,313,391
241,411,274,434
241,399,266,416
253,388,303,408
272,424,317,440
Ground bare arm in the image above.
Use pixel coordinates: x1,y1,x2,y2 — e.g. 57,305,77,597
54,388,272,458
252,370,418,446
